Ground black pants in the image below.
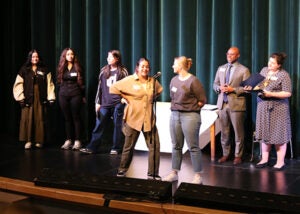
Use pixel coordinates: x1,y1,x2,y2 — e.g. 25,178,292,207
59,94,82,140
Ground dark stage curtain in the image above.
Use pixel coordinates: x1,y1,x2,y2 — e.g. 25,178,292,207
1,0,300,156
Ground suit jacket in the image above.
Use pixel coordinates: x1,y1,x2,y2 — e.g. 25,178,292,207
213,62,250,111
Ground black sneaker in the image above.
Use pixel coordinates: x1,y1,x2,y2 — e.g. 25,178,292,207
117,171,126,177
79,148,94,154
147,173,162,181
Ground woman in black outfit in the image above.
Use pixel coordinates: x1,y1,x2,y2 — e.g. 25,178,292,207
57,48,85,150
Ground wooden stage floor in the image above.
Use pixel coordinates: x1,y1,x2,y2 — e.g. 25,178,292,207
0,133,299,213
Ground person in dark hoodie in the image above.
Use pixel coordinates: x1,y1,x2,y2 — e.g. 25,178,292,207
80,50,128,155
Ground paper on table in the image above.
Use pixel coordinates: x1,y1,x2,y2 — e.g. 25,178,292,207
202,104,218,111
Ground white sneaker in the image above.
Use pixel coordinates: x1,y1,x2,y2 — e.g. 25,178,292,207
35,143,43,148
24,142,32,149
110,149,118,155
117,171,126,177
72,140,82,150
162,172,178,182
61,140,72,150
191,174,203,184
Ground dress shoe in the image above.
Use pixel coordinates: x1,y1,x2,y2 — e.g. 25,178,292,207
255,162,268,168
117,171,126,177
273,165,286,171
233,157,242,165
218,156,228,163
79,148,94,154
147,173,162,181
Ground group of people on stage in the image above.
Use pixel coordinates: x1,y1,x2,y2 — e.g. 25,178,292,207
12,46,292,184
214,47,291,171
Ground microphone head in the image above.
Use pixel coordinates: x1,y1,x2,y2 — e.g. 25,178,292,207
153,71,161,79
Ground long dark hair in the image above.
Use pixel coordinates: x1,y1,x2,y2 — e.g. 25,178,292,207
24,49,45,68
103,50,124,79
56,47,83,86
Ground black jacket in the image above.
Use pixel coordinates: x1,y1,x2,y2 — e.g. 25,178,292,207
13,66,56,105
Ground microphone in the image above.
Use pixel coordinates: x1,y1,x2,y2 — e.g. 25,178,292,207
152,71,161,79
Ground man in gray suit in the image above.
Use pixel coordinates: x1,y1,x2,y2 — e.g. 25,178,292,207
213,47,250,165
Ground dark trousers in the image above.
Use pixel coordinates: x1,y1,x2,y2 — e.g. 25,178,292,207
59,94,82,140
119,123,160,176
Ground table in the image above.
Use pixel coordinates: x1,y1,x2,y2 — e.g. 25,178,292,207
135,102,220,161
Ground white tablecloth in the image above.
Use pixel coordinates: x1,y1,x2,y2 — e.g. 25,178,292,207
135,102,220,153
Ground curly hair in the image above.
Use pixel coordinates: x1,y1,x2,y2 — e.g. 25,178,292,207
270,52,287,68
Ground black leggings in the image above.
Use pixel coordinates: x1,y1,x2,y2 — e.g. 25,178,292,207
59,94,82,140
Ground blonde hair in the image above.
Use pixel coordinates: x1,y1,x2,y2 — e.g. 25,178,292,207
175,56,192,71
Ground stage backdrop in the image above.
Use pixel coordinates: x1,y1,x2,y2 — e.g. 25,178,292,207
1,0,299,156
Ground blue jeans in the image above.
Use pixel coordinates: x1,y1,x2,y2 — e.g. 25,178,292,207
169,111,202,173
86,103,125,152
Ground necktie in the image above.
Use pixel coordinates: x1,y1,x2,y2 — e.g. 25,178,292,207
225,64,232,84
223,64,232,103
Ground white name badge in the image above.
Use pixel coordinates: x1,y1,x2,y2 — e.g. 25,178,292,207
219,67,226,72
133,84,141,90
70,73,78,77
171,86,177,92
37,71,44,76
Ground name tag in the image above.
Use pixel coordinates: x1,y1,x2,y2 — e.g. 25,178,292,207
219,67,226,73
37,71,44,76
70,72,78,77
133,84,141,90
270,76,278,81
171,86,177,92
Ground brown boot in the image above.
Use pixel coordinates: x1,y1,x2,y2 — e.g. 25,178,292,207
233,157,242,165
218,156,228,163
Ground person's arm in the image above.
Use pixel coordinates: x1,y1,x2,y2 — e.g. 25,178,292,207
121,98,128,104
95,104,101,115
263,71,292,99
263,90,291,99
230,68,251,95
192,78,207,107
13,74,25,102
154,80,163,97
213,68,221,93
95,72,102,105
47,72,56,102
